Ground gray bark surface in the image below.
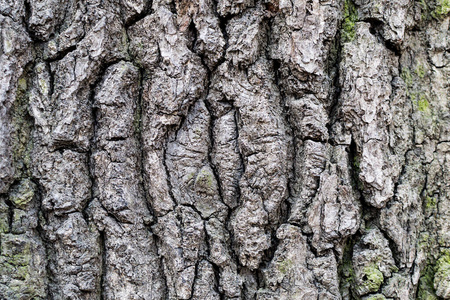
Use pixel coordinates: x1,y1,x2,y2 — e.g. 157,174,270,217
0,0,449,299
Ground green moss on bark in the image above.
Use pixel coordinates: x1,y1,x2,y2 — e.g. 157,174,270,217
342,0,358,43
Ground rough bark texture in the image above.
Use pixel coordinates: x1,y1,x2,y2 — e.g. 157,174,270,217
0,0,449,299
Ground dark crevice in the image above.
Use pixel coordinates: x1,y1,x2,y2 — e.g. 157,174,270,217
194,18,245,295
179,203,206,222
239,266,258,299
363,18,403,57
188,260,200,300
206,7,231,64
4,198,13,233
168,0,177,15
210,260,225,300
428,59,448,69
378,226,401,270
99,230,106,300
161,101,193,208
27,59,53,295
11,63,34,179
31,174,52,299
384,39,403,57
348,138,362,194
420,173,430,212
45,45,77,63
45,60,55,99
251,16,292,290
83,58,115,299
135,66,158,227
337,234,358,299
50,0,71,40
105,137,127,142
259,229,281,272
125,22,159,227
162,144,179,209
153,234,170,300
51,144,90,154
124,0,153,27
82,152,94,226
99,202,129,228
22,0,35,41
392,153,410,206
202,66,231,213
187,21,198,54
326,31,344,145
274,85,298,231
0,11,20,21
204,105,229,210
257,61,289,276
233,108,245,177
83,60,109,226
365,18,383,36
217,14,232,54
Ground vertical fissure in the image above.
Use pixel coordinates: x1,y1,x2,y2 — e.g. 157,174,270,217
99,229,106,300
4,198,13,233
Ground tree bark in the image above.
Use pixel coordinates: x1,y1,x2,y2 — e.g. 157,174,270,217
0,0,449,299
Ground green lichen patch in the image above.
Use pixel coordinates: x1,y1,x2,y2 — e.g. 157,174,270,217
0,233,47,298
0,201,9,233
432,0,450,18
38,78,48,95
389,265,399,273
18,77,27,90
342,0,358,43
400,62,432,117
277,258,293,274
358,264,384,295
186,171,196,183
193,127,203,139
418,95,430,112
415,64,427,79
9,179,36,209
401,68,413,89
0,233,32,266
434,250,450,293
195,168,214,187
418,262,438,300
339,238,357,297
364,265,384,289
425,196,437,210
419,232,431,248
417,0,449,20
401,65,433,115
194,167,216,195
418,289,439,299
417,0,431,21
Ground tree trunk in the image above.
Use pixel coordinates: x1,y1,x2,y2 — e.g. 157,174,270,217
0,0,449,299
